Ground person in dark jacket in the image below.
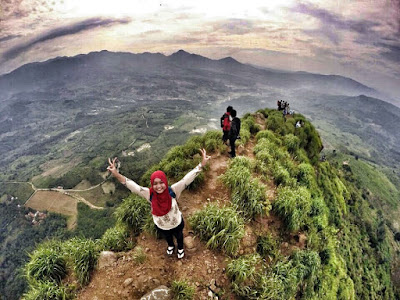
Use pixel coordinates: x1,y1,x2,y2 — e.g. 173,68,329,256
228,109,241,158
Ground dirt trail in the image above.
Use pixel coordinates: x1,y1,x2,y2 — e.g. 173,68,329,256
77,116,306,299
77,149,236,300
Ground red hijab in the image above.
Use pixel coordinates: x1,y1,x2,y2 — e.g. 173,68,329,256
149,171,172,216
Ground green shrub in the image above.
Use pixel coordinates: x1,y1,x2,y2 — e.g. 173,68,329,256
255,130,281,145
171,280,195,300
98,224,133,252
256,233,280,261
219,157,253,191
291,250,321,282
230,178,267,220
294,148,310,163
162,157,192,179
203,130,225,152
115,194,151,235
266,113,285,133
273,186,312,231
294,121,323,164
64,238,98,286
227,254,260,285
270,161,295,187
189,204,244,255
297,163,319,196
253,138,275,155
283,134,300,153
255,149,274,165
270,259,299,296
227,254,287,299
142,214,159,237
309,197,329,231
220,157,268,219
22,281,73,300
25,241,67,285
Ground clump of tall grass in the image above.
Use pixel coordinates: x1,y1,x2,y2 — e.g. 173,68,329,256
309,197,329,231
170,280,195,300
256,233,281,262
189,204,244,255
270,161,295,187
220,157,253,190
271,250,321,297
227,249,322,299
230,179,267,220
203,130,224,152
64,238,98,286
297,163,318,192
114,194,151,235
294,148,310,163
255,130,281,145
236,114,259,146
25,240,67,285
140,130,223,188
22,281,73,300
273,186,312,231
227,254,285,299
131,246,147,264
98,224,133,252
283,134,300,153
227,253,260,287
220,157,268,219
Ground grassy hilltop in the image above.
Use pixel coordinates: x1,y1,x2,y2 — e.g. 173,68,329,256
19,108,400,300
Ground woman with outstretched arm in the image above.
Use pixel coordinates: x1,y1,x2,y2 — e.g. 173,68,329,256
107,149,211,259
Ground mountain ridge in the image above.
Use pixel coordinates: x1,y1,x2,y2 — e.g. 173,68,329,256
0,49,380,100
19,110,400,299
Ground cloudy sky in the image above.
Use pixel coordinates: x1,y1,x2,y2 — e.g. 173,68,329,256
1,0,399,100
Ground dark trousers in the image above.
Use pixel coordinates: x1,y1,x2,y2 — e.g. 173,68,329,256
222,130,230,143
229,136,237,157
156,218,185,249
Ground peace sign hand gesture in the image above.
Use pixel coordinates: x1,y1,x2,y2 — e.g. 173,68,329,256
107,157,119,176
200,148,211,167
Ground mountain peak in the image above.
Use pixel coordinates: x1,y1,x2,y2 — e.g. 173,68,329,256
170,49,191,57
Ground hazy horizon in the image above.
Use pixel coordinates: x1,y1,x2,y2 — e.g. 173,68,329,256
1,0,399,100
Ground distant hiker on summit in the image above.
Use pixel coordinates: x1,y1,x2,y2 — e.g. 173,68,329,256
221,106,233,144
228,109,241,158
107,149,211,259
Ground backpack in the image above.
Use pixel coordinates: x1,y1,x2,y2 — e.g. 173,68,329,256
221,113,227,127
150,187,176,202
221,113,230,130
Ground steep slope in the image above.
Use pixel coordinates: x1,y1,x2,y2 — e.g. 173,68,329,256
21,109,400,299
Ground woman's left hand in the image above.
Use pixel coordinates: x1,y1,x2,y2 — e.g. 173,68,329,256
200,148,211,167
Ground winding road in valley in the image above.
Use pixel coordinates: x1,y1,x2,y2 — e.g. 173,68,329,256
2,180,108,210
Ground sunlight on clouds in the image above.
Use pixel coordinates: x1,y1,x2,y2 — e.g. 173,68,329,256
59,0,296,19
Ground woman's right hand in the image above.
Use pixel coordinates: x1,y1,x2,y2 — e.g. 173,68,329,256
107,157,119,176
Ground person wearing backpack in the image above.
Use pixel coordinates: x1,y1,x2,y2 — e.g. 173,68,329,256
221,106,233,144
107,149,211,259
228,109,241,158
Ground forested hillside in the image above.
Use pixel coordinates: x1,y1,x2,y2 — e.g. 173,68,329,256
20,108,400,299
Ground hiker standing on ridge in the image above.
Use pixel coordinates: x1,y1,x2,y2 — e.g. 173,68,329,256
221,106,233,145
107,149,211,259
228,109,241,158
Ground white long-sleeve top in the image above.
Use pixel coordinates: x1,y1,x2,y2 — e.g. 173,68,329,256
123,163,203,230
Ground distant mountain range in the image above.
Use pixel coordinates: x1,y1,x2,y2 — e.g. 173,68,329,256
0,49,382,101
1,49,400,175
